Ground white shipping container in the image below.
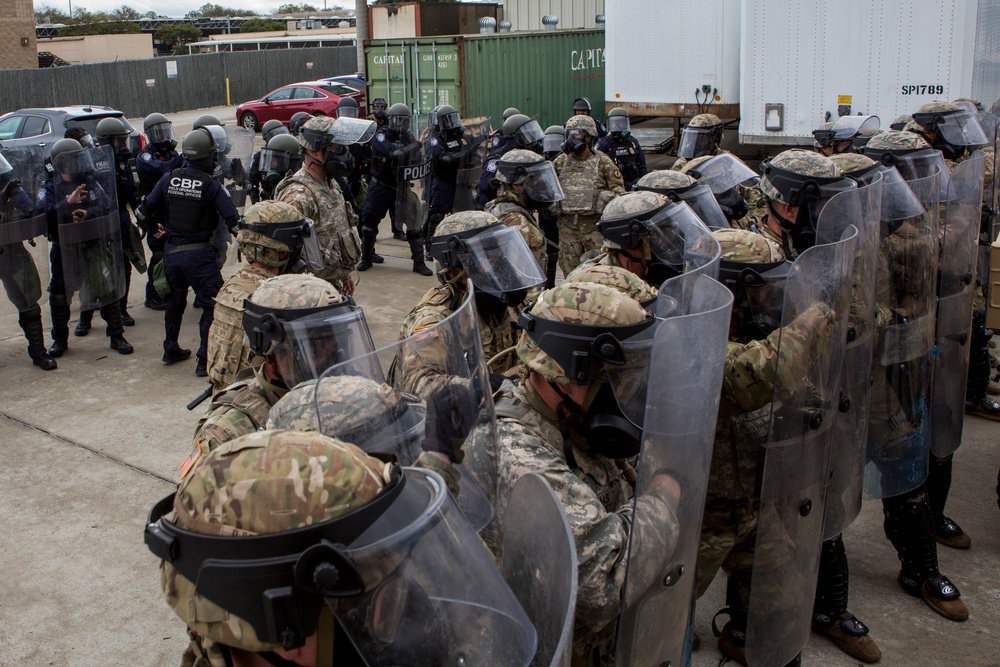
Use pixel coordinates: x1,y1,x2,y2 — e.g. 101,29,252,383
604,0,741,117
739,0,993,144
502,0,605,32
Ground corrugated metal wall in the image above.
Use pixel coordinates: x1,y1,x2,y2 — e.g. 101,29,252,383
0,47,356,118
502,0,605,31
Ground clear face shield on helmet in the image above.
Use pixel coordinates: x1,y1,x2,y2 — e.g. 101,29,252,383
499,158,565,202
720,259,793,338
388,113,411,134
869,148,950,200
760,162,859,250
871,166,926,234
686,153,760,194
337,105,360,119
543,132,564,155
238,217,324,272
512,119,545,149
144,465,536,666
915,109,989,147
53,149,96,179
607,114,630,134
438,111,462,132
146,122,174,145
429,224,545,303
677,125,721,159
330,117,378,145
831,114,880,141
243,299,376,388
259,147,293,175
675,183,730,230
204,125,230,155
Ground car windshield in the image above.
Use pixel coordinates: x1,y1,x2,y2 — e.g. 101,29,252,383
66,114,134,135
320,84,359,96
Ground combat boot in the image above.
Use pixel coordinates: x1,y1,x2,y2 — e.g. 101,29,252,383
884,486,969,621
19,306,57,371
927,455,971,549
407,230,433,276
48,293,71,357
75,309,93,337
812,535,881,663
357,231,376,272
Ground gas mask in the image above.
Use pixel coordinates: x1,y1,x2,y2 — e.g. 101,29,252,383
563,130,589,155
322,145,354,180
716,187,749,222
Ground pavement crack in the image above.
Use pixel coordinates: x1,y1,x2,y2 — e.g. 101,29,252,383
0,412,175,485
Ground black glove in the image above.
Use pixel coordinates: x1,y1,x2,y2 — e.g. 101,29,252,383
422,384,481,464
489,373,507,393
3,178,21,201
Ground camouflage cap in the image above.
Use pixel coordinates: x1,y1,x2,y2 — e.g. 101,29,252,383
601,190,670,220
162,429,391,653
635,169,696,192
434,210,500,237
865,129,930,152
711,228,784,263
760,149,842,203
689,113,723,128
828,152,877,176
677,154,714,175
267,376,414,439
249,273,346,310
236,201,300,254
566,115,598,138
565,264,658,303
889,114,913,130
908,100,962,133
517,281,649,383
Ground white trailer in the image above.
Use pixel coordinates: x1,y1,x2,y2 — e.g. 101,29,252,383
604,0,1000,145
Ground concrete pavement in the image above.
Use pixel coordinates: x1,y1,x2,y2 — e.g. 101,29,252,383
1,104,998,666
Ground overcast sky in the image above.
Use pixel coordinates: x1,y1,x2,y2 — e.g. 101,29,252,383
39,0,357,19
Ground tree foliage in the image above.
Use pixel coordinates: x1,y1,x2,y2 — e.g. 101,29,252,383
240,18,287,32
274,4,319,13
185,3,259,18
154,23,204,51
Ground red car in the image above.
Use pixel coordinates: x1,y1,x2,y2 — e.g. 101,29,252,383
236,81,365,131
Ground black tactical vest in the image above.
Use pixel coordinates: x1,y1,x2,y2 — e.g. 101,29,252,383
164,168,216,236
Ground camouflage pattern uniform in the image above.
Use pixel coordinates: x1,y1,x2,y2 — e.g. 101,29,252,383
671,113,725,172
553,116,625,275
462,283,679,662
566,262,659,303
275,117,361,291
161,429,393,667
485,186,548,269
205,264,272,394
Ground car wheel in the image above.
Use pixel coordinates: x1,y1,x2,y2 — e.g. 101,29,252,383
240,113,259,131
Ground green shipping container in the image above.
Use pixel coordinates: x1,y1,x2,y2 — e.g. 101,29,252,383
365,29,606,132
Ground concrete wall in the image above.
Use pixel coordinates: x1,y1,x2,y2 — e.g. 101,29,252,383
36,34,154,65
0,0,38,70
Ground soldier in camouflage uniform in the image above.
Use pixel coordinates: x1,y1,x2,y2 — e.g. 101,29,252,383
671,113,726,172
149,425,507,667
564,263,658,304
391,210,546,396
485,148,565,271
698,228,842,667
552,115,625,275
594,108,648,190
186,273,372,473
275,115,374,295
679,153,761,226
461,281,681,665
204,201,320,395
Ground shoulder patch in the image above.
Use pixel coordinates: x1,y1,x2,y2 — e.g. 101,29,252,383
377,134,385,142
140,153,152,162
487,161,497,173
430,138,439,146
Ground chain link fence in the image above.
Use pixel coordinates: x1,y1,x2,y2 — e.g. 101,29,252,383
0,47,357,117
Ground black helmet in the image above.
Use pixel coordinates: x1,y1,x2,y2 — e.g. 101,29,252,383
95,117,131,156
502,114,544,151
50,138,88,174
290,112,312,136
573,97,593,114
387,103,411,134
143,112,174,145
436,104,462,132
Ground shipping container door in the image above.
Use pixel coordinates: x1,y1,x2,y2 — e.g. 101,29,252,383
366,41,412,110
410,40,462,133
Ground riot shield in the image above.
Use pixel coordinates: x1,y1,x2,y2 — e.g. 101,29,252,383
931,152,986,457
501,472,578,667
817,178,883,541
327,467,537,666
454,117,491,212
221,126,255,206
396,142,431,232
52,144,125,311
0,146,49,311
316,287,497,533
643,200,721,286
614,273,733,667
975,112,999,290
864,170,941,499
745,224,857,667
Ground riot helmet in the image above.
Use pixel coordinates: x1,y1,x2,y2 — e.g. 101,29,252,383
95,117,131,157
143,112,175,147
543,125,566,158
259,133,304,187
337,96,360,119
502,114,544,152
495,149,565,205
192,114,222,129
677,113,723,159
564,115,597,154
63,127,94,149
386,103,411,135
682,153,759,223
635,169,729,229
501,107,521,123
299,116,376,180
427,211,546,310
712,228,789,339
910,100,989,159
181,127,217,171
830,153,925,235
237,201,323,274
889,114,913,131
290,111,312,136
436,104,462,133
261,119,288,144
146,430,535,664
50,138,92,177
759,149,857,251
371,97,389,123
572,97,593,115
242,274,374,388
517,282,658,457
607,107,630,136
864,130,950,193
565,264,659,306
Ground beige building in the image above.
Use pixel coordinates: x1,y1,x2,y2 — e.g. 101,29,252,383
36,33,155,65
0,0,38,69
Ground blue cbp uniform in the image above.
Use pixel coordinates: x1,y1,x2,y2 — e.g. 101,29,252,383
359,126,416,235
144,162,238,363
595,134,647,190
425,130,470,232
475,138,513,209
137,144,184,304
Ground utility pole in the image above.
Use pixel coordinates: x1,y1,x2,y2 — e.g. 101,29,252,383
355,0,367,78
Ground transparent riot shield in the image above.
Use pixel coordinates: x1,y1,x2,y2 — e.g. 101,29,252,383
221,126,255,206
643,200,721,286
0,146,49,311
501,472,577,667
976,112,999,290
396,142,431,232
864,170,941,499
316,287,497,533
52,144,125,311
745,225,857,667
931,152,986,457
818,177,883,540
454,117,491,212
614,273,733,667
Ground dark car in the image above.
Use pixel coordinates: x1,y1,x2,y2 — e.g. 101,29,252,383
236,81,366,131
0,105,143,157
